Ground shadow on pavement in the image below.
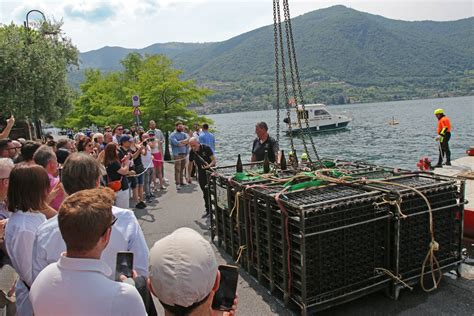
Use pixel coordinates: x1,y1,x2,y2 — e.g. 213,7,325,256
212,245,294,315
194,218,211,238
176,183,198,194
134,207,156,223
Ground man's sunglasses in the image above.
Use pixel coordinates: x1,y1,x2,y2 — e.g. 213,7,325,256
102,215,118,235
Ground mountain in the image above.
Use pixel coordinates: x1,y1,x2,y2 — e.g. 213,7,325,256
73,5,474,113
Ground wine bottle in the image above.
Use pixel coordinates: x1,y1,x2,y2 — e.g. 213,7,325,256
236,154,243,173
293,150,299,169
263,150,270,173
280,150,287,170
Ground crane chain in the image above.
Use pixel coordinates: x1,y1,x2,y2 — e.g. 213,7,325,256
272,0,281,145
282,0,322,165
274,0,295,155
281,0,311,161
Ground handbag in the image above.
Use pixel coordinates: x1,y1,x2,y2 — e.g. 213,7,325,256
107,174,122,192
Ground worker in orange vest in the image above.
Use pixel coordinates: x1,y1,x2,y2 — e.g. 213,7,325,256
434,108,451,167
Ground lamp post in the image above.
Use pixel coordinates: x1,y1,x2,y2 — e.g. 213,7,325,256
24,10,46,29
24,9,46,140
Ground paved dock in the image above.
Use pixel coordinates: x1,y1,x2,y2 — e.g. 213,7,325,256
1,163,473,315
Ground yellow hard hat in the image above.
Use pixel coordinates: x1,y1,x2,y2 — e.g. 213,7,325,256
434,108,444,115
301,152,308,159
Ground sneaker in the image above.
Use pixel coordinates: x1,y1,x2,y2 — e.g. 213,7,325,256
176,185,181,190
150,192,156,197
146,197,153,203
446,162,452,166
135,201,146,209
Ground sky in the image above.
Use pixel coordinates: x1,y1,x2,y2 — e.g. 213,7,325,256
0,0,472,52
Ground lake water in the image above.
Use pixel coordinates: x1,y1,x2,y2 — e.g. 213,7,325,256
208,96,473,170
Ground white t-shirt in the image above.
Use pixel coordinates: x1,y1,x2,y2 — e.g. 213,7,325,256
30,254,146,316
141,145,153,169
5,211,47,316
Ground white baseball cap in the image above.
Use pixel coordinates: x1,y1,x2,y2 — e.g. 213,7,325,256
149,227,218,307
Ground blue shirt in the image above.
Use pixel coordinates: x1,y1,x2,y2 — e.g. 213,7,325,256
199,131,216,154
169,130,188,156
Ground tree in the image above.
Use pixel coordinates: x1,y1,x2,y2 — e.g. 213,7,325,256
0,21,79,137
65,53,212,143
136,55,212,159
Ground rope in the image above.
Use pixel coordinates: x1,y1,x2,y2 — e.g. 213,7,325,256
316,172,443,293
235,245,247,264
375,268,413,291
229,191,241,228
373,196,408,219
152,156,187,163
361,180,442,292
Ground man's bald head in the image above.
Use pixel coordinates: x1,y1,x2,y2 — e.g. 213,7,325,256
0,158,14,179
188,137,200,151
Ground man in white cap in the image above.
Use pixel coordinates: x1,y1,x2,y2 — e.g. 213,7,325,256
148,227,237,316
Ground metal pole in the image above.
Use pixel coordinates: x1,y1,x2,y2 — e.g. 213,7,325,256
24,9,46,140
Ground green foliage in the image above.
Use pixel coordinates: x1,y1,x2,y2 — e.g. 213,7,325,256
64,54,212,130
0,21,79,122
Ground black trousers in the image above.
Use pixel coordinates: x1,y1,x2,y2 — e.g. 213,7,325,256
134,276,157,316
437,132,451,164
197,171,210,212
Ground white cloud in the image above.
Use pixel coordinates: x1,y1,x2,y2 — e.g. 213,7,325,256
1,0,472,52
63,1,118,22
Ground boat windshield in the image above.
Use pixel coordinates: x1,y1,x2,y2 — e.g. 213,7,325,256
313,109,330,116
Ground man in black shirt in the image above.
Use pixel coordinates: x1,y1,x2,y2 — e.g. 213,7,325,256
187,137,216,217
251,121,279,163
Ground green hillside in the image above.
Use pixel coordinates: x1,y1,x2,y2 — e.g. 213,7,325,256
72,5,474,113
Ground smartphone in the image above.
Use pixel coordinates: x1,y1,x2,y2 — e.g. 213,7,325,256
115,251,134,281
211,265,239,311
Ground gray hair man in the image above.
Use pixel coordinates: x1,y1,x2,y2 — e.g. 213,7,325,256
0,158,14,218
33,145,64,210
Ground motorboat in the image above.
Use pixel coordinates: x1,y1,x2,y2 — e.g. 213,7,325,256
388,116,399,126
284,103,351,135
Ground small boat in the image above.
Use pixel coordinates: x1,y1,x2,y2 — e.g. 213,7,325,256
388,116,399,125
284,103,351,135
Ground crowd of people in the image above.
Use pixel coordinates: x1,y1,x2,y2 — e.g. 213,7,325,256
0,117,236,315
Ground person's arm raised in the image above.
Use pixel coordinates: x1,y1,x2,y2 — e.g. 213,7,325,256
0,115,15,140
